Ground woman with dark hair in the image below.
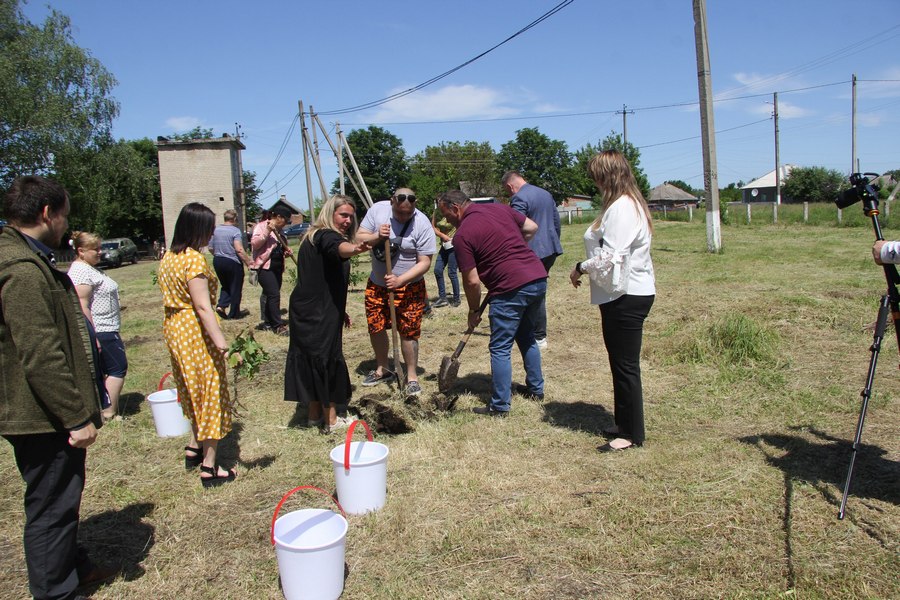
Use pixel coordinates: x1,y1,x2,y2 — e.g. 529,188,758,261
158,202,236,486
284,195,370,431
570,150,655,452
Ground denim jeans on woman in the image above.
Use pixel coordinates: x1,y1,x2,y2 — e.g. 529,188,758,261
487,278,546,412
434,246,459,301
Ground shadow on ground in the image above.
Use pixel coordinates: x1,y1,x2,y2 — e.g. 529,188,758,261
738,426,900,507
542,401,615,435
80,502,155,584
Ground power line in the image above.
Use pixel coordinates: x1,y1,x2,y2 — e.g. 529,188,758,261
315,1,575,116
257,113,299,188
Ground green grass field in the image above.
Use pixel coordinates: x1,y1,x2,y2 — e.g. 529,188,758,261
0,219,897,599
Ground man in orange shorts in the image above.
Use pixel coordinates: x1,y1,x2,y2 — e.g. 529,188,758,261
357,188,436,396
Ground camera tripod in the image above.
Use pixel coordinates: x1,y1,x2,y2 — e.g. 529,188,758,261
836,173,900,519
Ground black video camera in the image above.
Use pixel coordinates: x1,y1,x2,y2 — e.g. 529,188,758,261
835,172,881,210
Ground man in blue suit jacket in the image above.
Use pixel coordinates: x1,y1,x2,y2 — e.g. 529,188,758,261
502,171,563,349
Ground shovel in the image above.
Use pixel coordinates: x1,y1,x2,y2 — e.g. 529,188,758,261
438,295,489,393
384,241,406,387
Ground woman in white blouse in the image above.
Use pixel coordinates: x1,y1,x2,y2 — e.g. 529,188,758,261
68,231,127,422
570,150,655,451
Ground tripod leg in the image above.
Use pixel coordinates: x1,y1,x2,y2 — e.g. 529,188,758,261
838,294,890,519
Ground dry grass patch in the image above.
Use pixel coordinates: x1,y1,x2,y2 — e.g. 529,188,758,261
0,222,897,598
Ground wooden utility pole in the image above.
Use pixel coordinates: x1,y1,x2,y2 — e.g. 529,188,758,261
307,104,330,204
693,0,722,252
312,114,370,207
616,104,634,146
298,101,316,223
774,92,781,205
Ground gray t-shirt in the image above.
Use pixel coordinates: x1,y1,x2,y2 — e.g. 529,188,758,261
209,224,243,263
360,201,436,286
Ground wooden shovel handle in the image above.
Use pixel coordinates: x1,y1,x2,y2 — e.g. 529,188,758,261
451,295,490,360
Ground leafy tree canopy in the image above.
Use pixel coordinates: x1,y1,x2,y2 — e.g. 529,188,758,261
242,170,263,222
168,126,215,141
333,125,409,205
0,0,118,189
55,138,161,241
596,132,651,200
408,140,498,210
782,166,847,203
496,128,572,202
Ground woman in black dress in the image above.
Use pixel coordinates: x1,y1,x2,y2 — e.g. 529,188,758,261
284,195,370,431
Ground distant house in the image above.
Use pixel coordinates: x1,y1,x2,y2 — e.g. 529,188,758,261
269,195,307,224
648,183,698,209
741,165,794,204
470,197,497,204
558,195,593,216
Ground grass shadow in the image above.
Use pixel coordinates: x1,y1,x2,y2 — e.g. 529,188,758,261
79,502,155,584
216,420,276,471
541,401,614,436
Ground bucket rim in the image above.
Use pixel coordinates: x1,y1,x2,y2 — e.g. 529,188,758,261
146,389,178,403
272,508,348,551
330,440,389,468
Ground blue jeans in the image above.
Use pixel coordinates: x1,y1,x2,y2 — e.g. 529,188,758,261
434,246,459,301
487,278,546,412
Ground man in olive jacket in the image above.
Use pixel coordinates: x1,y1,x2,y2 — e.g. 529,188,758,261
0,176,109,600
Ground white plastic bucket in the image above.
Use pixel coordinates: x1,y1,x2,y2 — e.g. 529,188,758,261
146,373,191,438
271,486,348,600
329,420,389,515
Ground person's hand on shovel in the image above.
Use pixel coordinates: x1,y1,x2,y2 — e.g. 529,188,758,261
467,306,483,331
384,273,402,290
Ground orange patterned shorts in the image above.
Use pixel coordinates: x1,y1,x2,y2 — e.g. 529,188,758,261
365,278,426,339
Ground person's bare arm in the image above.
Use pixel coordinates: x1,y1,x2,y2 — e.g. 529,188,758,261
187,276,228,352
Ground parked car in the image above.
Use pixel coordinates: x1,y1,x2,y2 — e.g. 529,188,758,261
282,222,311,239
99,237,139,268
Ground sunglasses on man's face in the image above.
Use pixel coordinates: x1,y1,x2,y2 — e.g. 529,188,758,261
394,194,417,204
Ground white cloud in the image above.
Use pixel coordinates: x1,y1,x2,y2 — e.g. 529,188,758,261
367,84,524,122
860,66,900,99
858,112,886,127
746,99,811,119
164,116,203,131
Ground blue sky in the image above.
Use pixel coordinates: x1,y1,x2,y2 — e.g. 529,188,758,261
22,0,900,209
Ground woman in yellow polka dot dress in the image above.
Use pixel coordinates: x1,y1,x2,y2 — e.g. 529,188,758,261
158,203,236,488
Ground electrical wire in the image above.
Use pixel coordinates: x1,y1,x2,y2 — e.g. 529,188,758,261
315,1,575,116
257,113,299,188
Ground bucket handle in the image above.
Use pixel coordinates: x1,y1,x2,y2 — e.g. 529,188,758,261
343,420,374,472
158,372,172,391
157,372,181,404
270,485,347,546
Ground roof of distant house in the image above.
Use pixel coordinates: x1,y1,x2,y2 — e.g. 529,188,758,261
741,165,795,189
649,183,698,201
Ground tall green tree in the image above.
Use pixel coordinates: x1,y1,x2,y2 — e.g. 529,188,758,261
596,132,651,200
0,0,118,190
333,125,409,204
408,141,498,209
54,138,162,240
782,166,846,203
496,128,572,202
242,170,263,221
719,182,743,203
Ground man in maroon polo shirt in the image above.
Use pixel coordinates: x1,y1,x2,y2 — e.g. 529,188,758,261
437,190,547,416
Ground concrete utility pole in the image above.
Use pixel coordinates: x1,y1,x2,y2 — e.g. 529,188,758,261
298,100,316,223
336,121,345,195
616,104,635,146
693,0,722,252
234,122,247,234
851,73,858,173
774,92,781,205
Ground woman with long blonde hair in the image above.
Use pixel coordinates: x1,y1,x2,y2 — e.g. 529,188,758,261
284,195,370,431
570,150,656,451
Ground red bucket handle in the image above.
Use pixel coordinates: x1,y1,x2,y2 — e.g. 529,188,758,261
157,372,181,404
157,372,172,391
270,485,346,546
343,420,373,471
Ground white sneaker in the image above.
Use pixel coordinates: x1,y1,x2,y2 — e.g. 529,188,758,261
536,338,548,350
326,415,355,432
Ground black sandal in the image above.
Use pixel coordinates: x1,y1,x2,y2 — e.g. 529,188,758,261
200,465,237,488
184,446,202,470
